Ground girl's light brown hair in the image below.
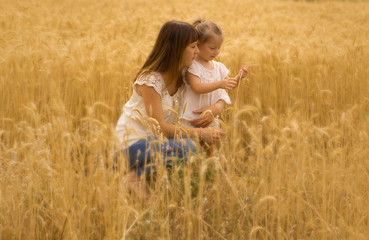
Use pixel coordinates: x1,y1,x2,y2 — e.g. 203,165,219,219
193,19,223,44
136,20,199,88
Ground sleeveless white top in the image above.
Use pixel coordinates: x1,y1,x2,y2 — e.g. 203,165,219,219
181,60,231,121
115,72,184,147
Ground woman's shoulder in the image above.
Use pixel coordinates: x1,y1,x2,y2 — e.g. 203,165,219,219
134,71,165,94
136,71,163,83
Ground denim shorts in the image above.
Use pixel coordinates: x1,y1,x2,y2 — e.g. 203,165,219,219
116,137,197,177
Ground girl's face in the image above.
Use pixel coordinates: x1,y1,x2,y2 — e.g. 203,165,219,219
181,41,199,68
198,35,223,62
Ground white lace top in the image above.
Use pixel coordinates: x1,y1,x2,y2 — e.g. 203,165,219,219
181,60,231,121
115,72,184,147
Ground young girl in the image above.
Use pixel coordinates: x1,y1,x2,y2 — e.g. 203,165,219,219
181,20,248,128
115,21,225,199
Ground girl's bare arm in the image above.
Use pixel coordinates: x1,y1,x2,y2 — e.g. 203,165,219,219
186,71,238,94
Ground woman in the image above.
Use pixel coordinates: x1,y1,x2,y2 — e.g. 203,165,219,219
115,20,225,199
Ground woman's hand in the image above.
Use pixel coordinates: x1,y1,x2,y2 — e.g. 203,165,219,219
190,108,214,127
201,127,225,144
189,100,225,127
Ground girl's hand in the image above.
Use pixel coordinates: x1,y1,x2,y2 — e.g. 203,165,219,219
237,65,248,80
201,127,225,144
220,76,238,90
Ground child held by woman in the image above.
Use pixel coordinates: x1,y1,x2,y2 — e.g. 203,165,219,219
181,19,248,128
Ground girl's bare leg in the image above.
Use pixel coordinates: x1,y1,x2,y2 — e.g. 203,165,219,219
123,171,150,200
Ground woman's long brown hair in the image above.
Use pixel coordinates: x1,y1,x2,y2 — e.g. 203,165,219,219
136,20,198,88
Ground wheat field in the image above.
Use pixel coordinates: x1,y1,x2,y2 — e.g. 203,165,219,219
1,0,369,239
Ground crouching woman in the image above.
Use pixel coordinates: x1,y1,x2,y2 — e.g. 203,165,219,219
115,21,224,199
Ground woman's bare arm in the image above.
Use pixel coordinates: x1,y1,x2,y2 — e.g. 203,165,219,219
137,84,225,143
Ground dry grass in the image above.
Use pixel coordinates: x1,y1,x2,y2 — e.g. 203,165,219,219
1,0,369,239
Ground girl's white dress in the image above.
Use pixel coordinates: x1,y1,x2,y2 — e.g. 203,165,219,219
180,60,231,128
115,72,183,148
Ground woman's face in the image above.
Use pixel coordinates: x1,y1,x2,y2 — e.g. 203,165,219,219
181,41,199,68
